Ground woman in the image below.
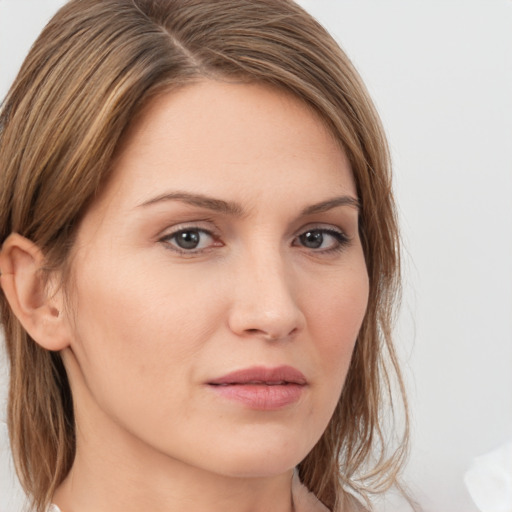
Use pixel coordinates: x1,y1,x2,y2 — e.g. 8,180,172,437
0,1,409,511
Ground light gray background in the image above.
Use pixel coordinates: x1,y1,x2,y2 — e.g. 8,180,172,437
1,1,511,511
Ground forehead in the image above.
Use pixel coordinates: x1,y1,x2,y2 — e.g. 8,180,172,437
99,79,356,212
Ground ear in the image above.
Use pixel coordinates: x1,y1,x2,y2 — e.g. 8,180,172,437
0,233,71,351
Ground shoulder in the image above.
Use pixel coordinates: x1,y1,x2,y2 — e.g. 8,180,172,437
337,493,369,512
292,472,369,512
292,471,369,512
292,471,330,512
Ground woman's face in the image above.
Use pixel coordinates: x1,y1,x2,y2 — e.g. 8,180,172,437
63,80,369,478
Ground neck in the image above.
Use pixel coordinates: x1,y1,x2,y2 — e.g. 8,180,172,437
54,462,295,512
52,393,295,512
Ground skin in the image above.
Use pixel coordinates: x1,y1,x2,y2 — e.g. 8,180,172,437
2,81,369,512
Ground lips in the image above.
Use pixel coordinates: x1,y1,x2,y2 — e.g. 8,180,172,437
207,366,307,410
208,365,307,386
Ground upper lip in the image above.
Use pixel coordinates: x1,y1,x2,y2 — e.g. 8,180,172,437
208,365,307,386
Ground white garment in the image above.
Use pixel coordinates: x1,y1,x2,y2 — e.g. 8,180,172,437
464,441,512,512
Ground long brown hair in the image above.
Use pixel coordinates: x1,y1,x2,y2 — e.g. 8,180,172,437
0,1,408,510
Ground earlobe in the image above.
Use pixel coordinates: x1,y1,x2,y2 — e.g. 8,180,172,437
0,233,71,351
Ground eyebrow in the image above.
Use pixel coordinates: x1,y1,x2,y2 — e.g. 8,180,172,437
138,191,360,216
300,196,360,215
138,191,245,216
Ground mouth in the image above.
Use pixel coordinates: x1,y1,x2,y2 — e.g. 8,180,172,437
213,381,298,386
207,366,307,410
208,365,307,386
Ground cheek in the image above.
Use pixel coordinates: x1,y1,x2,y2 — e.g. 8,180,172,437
67,252,224,408
74,248,216,337
307,264,369,346
303,261,369,389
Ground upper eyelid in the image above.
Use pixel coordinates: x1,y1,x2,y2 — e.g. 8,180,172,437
294,228,350,243
157,221,219,238
158,221,347,233
157,222,350,239
294,223,350,238
160,227,214,238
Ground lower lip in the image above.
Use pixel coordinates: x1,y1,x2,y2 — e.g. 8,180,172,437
208,383,305,410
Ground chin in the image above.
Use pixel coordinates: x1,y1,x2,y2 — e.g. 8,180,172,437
200,436,313,479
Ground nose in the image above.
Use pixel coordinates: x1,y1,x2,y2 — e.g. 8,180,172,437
227,250,305,342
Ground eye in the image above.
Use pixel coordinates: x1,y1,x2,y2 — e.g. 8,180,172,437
294,228,349,252
160,228,218,253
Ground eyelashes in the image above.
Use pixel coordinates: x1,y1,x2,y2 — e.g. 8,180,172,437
159,227,222,255
159,224,351,256
293,228,349,253
162,228,217,251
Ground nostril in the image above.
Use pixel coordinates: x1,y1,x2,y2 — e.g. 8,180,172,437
230,298,305,341
243,326,299,341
